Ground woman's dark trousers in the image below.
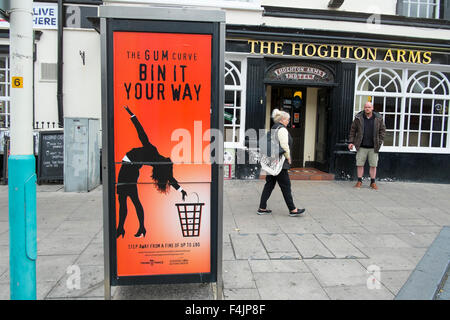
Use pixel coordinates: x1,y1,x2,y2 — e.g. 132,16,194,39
259,169,296,211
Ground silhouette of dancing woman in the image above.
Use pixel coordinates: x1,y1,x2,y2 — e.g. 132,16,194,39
116,106,187,239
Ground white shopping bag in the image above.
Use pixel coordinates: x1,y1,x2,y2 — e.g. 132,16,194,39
249,149,285,176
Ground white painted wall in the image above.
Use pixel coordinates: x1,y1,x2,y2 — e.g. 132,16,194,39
62,29,101,120
104,0,263,25
261,0,396,14
105,0,261,10
262,16,450,41
256,0,449,41
225,8,262,25
304,87,317,166
34,30,58,128
101,1,449,43
34,28,101,129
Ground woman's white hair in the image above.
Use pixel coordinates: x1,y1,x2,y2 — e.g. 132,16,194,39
272,109,290,123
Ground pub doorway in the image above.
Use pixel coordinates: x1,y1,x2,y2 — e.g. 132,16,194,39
268,85,331,172
269,86,306,168
263,60,336,174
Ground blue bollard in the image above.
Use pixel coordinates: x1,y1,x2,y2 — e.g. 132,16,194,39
8,155,37,300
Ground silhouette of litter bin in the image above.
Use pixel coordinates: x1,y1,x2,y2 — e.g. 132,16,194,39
176,192,204,237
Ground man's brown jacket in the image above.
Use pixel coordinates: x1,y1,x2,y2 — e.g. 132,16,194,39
349,111,386,153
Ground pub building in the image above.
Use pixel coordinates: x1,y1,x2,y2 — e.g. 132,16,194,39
1,1,449,185
224,27,450,182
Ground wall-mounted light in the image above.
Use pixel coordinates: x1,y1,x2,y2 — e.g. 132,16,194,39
79,50,85,66
328,0,345,9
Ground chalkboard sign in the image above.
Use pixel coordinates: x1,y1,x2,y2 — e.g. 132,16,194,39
38,130,64,183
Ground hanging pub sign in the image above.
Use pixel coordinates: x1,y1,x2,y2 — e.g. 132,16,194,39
100,6,225,288
265,62,334,85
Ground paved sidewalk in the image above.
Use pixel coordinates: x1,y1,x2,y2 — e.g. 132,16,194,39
0,180,449,299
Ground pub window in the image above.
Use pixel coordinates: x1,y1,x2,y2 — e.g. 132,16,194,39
397,0,440,19
355,67,403,148
224,57,246,148
0,55,10,129
355,65,450,153
404,70,450,149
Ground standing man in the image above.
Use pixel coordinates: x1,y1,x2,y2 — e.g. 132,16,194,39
348,101,386,189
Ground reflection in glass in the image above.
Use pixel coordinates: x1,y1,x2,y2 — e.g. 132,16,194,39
431,133,441,148
431,115,443,131
421,132,430,147
421,116,431,131
225,127,233,143
384,131,394,147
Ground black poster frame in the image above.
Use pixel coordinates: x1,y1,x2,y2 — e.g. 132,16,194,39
104,18,221,286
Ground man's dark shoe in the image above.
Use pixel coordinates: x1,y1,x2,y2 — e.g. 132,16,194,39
257,208,272,215
354,181,362,188
289,208,306,217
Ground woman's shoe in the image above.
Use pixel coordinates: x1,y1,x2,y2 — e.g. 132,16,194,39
289,208,306,217
116,228,125,239
257,208,272,215
134,227,146,238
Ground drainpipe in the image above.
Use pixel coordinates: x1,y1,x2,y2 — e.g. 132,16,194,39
57,0,63,127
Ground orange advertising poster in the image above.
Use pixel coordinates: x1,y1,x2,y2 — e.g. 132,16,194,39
113,31,212,277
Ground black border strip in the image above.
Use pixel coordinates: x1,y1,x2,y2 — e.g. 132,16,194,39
226,25,450,52
106,18,220,287
263,6,450,30
264,80,338,87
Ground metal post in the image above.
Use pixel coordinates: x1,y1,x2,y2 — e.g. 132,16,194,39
100,16,111,301
8,0,37,300
215,20,226,301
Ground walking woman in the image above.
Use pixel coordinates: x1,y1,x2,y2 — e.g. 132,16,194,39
257,109,305,217
116,106,187,238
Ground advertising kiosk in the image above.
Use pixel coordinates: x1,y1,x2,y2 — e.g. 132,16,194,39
99,5,225,299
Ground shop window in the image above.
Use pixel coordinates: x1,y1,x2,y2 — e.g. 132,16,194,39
355,66,450,153
0,55,10,129
397,0,440,19
224,58,246,148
